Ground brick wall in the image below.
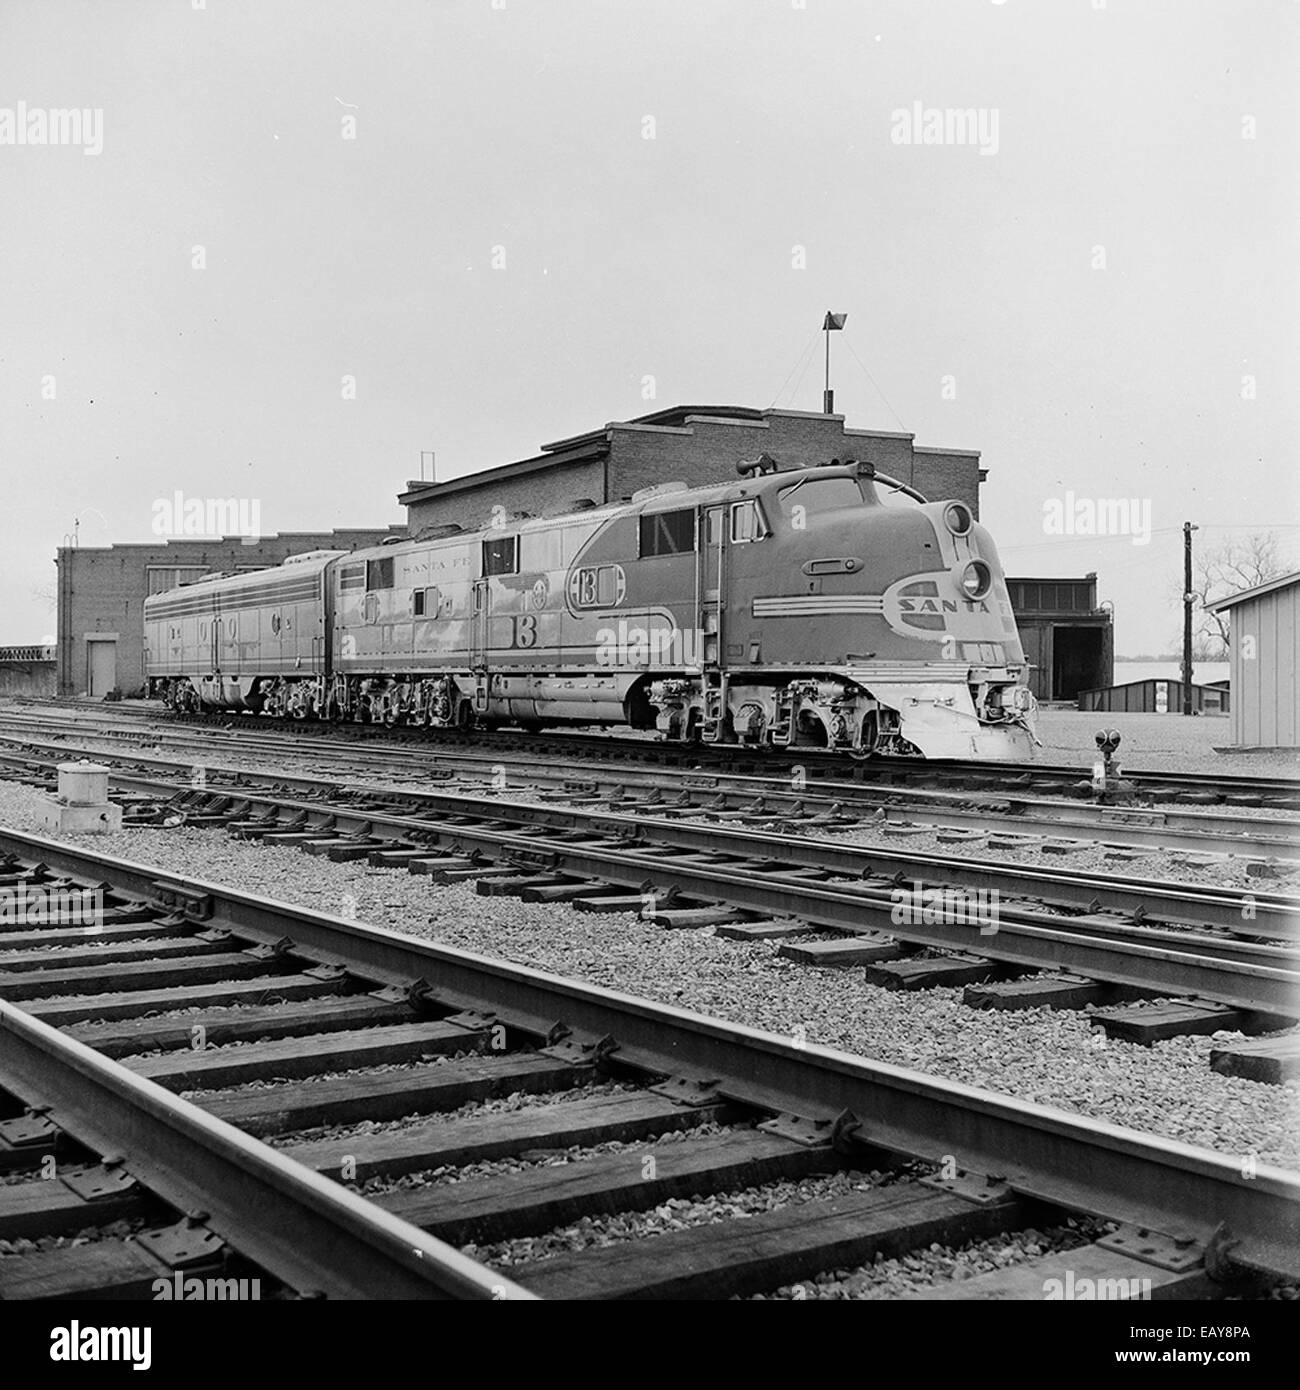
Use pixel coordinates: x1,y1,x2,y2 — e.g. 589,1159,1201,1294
400,409,984,537
609,412,980,512
56,528,402,697
404,458,605,535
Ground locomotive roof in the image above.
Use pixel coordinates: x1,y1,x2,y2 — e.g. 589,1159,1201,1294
359,461,893,559
147,461,929,603
142,547,341,603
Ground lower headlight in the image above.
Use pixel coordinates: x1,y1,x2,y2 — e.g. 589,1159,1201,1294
960,560,993,599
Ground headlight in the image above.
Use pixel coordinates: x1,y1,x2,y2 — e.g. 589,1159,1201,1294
943,502,973,536
959,560,992,599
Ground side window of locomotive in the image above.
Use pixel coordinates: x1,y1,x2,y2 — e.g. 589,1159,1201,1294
638,508,695,558
366,557,394,590
338,563,365,594
729,499,764,544
776,478,865,526
413,586,441,617
482,536,518,577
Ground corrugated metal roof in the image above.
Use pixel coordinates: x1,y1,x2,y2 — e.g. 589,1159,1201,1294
1205,570,1300,612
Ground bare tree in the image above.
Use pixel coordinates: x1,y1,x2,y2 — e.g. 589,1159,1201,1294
31,581,57,616
1189,532,1287,654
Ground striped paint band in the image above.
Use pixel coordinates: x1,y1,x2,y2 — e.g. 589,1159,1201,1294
146,581,321,618
752,595,886,617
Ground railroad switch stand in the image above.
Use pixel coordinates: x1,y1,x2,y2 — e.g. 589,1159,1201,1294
1091,728,1135,804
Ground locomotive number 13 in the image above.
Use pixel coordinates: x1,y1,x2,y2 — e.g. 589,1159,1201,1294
511,615,538,648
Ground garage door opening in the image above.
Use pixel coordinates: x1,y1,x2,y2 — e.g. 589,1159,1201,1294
1051,626,1104,700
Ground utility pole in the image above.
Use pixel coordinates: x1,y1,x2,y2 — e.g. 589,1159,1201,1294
1182,521,1199,715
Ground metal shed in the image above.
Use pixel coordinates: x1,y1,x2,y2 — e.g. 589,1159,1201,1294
1206,571,1300,749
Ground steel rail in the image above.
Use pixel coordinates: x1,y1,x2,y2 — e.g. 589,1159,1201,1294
0,1001,533,1300
12,767,1294,1013
4,701,1299,801
2,728,1296,860
0,827,1296,1282
84,770,1300,945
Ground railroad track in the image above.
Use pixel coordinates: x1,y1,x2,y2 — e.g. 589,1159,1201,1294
2,713,1298,863
1,826,1296,1301
6,699,1300,808
5,752,1295,1026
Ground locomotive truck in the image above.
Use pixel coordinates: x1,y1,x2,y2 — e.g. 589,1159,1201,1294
143,456,1037,759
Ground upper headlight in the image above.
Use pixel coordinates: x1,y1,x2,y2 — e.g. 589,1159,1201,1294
960,560,993,599
943,502,974,536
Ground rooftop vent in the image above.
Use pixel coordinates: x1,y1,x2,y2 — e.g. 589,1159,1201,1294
283,550,348,564
630,481,688,502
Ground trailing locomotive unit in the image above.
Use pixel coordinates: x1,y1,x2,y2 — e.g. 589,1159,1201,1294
143,457,1037,758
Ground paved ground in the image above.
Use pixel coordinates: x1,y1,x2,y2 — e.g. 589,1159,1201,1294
1033,708,1300,778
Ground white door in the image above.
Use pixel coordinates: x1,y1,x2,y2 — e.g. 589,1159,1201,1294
87,640,117,696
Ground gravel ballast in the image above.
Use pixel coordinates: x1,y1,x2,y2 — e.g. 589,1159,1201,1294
0,778,1295,1171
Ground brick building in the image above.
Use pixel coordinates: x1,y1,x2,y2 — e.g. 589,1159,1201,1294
55,529,403,698
399,405,984,534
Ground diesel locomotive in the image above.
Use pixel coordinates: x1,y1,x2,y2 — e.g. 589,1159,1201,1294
143,457,1038,759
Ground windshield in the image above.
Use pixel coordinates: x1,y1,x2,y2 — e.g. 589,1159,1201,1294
866,478,927,510
775,476,865,524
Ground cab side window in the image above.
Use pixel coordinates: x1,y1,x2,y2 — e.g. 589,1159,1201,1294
639,509,695,557
482,536,518,576
730,499,764,543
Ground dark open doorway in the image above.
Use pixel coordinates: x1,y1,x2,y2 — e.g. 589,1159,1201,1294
1052,626,1104,700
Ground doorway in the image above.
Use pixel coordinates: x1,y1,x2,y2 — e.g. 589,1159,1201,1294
1051,626,1104,700
86,638,118,696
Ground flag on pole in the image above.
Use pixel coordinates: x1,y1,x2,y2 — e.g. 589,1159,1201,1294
823,312,848,330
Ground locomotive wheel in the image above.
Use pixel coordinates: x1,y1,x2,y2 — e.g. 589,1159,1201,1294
850,710,879,761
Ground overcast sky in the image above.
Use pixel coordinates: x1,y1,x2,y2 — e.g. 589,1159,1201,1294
2,0,1296,654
